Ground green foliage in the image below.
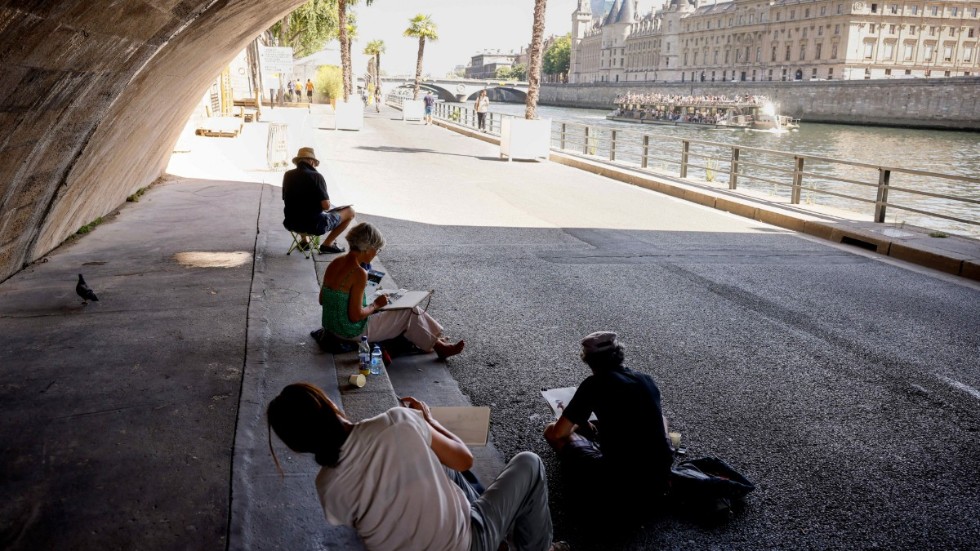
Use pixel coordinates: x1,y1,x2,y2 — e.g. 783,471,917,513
495,66,513,80
269,0,340,59
76,217,104,235
316,65,343,101
928,231,949,238
404,14,439,42
126,186,149,203
543,34,571,78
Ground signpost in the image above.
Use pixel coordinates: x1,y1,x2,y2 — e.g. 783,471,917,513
258,46,293,104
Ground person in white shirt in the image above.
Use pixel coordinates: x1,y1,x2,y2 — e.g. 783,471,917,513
474,90,490,132
267,383,568,551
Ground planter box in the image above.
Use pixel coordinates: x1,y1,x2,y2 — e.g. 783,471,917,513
334,100,364,131
402,100,425,121
499,118,551,161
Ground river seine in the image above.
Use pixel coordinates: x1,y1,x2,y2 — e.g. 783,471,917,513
464,101,979,238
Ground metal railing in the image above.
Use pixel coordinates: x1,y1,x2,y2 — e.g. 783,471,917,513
391,101,979,238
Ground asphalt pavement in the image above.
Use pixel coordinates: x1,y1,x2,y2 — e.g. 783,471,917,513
1,102,978,550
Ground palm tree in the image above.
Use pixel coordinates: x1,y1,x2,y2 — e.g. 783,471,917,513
338,0,373,102
525,0,548,119
364,39,386,92
403,14,438,100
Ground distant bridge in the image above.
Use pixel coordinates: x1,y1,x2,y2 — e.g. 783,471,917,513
376,77,530,103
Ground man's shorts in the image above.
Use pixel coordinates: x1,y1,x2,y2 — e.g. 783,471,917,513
424,105,433,115
315,210,341,235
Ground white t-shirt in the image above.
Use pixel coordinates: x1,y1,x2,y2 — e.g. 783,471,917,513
316,408,471,551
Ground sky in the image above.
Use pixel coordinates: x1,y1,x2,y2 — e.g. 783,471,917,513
341,0,580,78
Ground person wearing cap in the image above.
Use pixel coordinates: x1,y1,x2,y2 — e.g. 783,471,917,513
543,331,674,524
282,147,354,254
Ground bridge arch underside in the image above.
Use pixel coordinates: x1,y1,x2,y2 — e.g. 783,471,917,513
464,87,527,103
0,1,307,282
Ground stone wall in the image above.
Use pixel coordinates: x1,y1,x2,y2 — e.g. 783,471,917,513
0,1,304,282
540,78,980,130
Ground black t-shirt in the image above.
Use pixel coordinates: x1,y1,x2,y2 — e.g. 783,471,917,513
282,163,328,234
563,366,674,484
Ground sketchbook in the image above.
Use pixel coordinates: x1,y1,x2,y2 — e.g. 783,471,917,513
540,386,597,421
378,289,432,311
429,406,490,446
326,204,352,213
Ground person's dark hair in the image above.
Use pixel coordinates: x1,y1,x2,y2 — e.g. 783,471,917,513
267,383,348,474
581,344,625,372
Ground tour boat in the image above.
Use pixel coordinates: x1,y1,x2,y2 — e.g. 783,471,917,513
607,94,800,131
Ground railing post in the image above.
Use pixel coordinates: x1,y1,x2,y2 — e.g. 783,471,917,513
791,156,805,204
729,147,740,190
874,168,891,223
489,113,494,133
680,140,690,178
610,130,617,161
641,135,649,169
560,123,566,150
583,126,590,155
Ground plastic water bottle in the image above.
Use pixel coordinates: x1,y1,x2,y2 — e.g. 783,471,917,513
359,336,371,376
370,344,382,375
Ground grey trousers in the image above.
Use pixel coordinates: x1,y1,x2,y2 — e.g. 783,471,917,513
451,451,554,551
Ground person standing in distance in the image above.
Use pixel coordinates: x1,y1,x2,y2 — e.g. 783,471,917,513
423,91,435,125
282,147,354,254
543,331,675,525
474,90,490,132
306,79,315,103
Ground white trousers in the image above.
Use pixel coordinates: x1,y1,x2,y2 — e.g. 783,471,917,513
362,306,442,351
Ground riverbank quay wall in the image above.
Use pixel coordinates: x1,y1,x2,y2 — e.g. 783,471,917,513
0,1,311,283
539,78,980,130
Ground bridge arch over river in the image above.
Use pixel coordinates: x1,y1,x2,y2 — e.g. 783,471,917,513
379,77,529,103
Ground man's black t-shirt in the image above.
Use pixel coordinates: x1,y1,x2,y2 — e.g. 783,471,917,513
282,163,328,234
562,366,674,486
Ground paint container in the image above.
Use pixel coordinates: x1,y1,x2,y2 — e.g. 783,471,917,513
349,374,366,388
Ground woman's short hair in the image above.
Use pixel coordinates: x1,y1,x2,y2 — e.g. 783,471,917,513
580,331,626,372
267,383,347,472
346,222,385,252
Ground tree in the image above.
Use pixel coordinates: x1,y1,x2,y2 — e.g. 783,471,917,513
543,34,571,83
267,0,339,58
337,0,373,102
495,66,513,80
525,0,547,119
510,63,528,81
404,14,438,100
364,39,386,92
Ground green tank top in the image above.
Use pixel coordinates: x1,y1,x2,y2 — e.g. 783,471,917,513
321,287,368,339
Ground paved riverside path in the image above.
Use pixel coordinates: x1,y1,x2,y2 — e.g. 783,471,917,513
0,102,977,550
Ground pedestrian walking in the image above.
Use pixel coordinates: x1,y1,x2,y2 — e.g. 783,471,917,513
475,90,490,132
306,79,315,103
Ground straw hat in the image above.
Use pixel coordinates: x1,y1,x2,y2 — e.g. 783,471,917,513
292,147,319,165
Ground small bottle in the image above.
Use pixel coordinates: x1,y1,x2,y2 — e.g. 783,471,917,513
359,336,371,376
370,344,382,375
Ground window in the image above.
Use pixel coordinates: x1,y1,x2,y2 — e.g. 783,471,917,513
756,47,761,62
832,44,839,58
786,45,792,61
910,5,918,15
816,43,823,59
768,69,773,80
803,28,808,38
904,43,915,60
952,7,958,16
782,68,788,81
924,43,935,59
800,44,807,60
931,6,938,16
885,68,892,75
722,70,727,80
883,42,894,59
821,6,827,16
905,69,912,74
819,26,824,36
812,68,818,79
973,8,979,17
950,28,957,37
871,3,878,13
805,8,811,17
889,25,896,34
771,47,777,62
944,45,953,61
890,4,898,14
930,26,936,37
835,24,841,35
910,26,917,35
828,68,834,79
725,50,730,63
971,28,976,38
837,4,843,15
864,41,874,59
870,24,876,33
776,12,781,22
965,45,975,62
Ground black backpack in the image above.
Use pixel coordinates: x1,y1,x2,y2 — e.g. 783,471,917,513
668,456,755,520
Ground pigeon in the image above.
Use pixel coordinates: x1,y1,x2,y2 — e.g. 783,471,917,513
76,273,99,304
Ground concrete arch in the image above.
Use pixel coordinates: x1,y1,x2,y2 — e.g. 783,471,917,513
0,1,308,282
391,83,456,102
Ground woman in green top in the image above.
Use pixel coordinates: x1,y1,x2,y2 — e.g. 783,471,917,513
319,222,464,359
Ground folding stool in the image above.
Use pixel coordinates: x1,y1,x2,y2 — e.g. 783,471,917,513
286,230,322,259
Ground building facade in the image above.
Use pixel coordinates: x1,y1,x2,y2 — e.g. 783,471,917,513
465,51,520,79
570,0,980,83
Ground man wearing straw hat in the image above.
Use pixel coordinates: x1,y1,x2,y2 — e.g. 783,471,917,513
543,331,675,524
282,147,354,254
